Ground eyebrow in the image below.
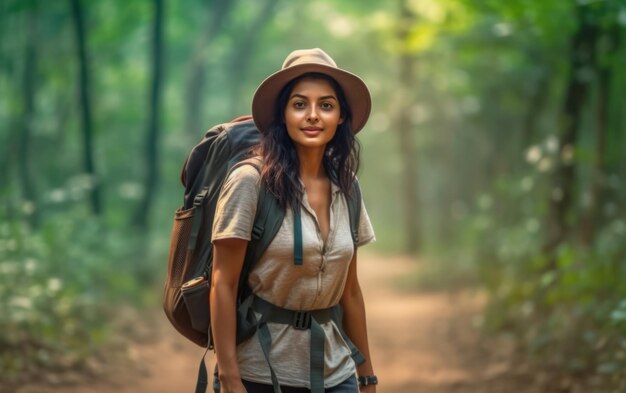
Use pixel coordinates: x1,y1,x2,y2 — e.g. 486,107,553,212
290,93,338,101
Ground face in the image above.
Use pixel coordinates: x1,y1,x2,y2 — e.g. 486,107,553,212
283,77,343,152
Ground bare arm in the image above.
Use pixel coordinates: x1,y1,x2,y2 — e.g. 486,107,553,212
210,238,248,393
340,250,377,392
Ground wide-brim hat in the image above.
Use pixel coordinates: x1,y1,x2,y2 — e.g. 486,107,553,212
252,48,371,134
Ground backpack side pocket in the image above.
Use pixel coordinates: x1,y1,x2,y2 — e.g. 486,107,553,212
182,276,210,333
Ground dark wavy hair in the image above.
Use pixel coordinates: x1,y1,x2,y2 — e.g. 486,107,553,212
253,72,361,209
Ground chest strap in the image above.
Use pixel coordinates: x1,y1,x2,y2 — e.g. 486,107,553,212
249,295,365,393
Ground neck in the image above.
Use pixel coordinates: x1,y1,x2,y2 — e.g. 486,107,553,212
296,146,326,181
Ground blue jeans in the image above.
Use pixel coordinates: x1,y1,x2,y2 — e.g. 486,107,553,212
241,375,358,393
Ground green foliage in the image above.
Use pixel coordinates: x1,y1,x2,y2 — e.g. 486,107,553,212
2,0,626,389
0,207,150,382
482,239,626,388
463,165,626,388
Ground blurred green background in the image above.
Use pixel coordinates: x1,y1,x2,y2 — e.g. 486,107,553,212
1,0,625,390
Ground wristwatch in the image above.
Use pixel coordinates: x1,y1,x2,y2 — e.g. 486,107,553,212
357,375,378,387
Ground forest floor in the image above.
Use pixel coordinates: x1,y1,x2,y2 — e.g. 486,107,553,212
9,253,550,393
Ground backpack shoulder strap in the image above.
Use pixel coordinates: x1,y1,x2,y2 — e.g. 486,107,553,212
249,181,284,260
231,158,284,296
225,156,283,264
346,178,362,246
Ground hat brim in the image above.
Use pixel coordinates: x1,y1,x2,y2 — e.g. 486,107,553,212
252,63,371,134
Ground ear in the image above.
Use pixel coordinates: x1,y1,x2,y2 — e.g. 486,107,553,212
338,114,345,125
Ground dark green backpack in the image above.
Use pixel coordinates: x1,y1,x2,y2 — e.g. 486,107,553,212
162,116,363,393
164,116,277,348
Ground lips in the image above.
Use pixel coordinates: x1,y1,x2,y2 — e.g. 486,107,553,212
301,127,323,136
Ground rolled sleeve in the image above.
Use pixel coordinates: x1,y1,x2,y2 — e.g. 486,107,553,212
357,197,376,247
211,164,261,242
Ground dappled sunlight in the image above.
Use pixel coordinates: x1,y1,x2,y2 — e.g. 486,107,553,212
2,0,625,391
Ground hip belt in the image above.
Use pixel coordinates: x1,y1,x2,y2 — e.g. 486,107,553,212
248,295,365,393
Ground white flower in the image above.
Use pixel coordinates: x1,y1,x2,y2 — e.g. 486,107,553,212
10,297,33,309
48,278,63,292
545,135,559,153
493,22,513,37
49,189,67,203
538,157,552,172
24,258,37,274
525,146,541,164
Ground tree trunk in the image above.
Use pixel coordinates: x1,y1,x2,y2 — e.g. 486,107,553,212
70,0,102,216
521,66,549,150
579,24,620,245
133,0,164,229
184,0,233,137
227,0,279,114
17,6,39,227
395,1,421,254
543,3,597,258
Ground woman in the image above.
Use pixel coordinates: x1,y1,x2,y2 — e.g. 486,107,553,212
210,48,377,393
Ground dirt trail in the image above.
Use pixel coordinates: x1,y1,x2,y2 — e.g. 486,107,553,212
13,253,538,393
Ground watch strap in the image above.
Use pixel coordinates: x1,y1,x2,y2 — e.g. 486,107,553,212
358,375,378,387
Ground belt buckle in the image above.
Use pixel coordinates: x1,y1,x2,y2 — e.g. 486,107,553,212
292,311,311,330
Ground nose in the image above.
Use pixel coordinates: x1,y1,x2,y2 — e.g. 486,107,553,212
306,106,319,123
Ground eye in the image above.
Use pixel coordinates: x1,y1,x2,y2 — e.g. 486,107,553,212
321,102,334,110
293,101,305,109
